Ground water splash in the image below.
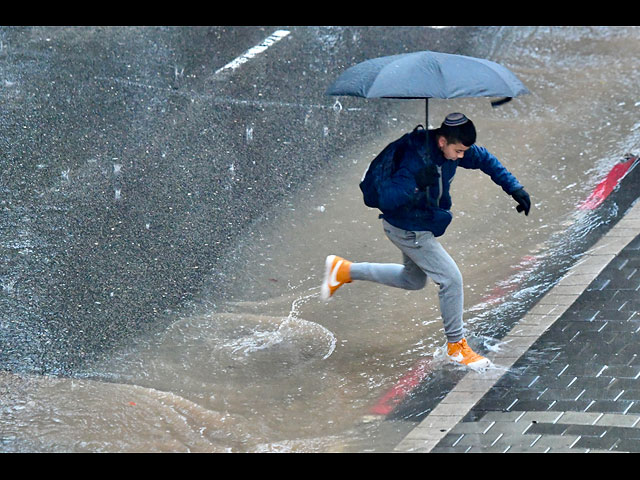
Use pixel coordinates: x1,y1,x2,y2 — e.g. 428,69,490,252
286,289,336,360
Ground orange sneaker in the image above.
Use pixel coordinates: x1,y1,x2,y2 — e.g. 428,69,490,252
321,255,352,301
447,338,491,370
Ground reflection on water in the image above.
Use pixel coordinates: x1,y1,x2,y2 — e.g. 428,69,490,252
3,26,640,452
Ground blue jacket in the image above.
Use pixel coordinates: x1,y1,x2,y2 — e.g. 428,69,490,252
378,128,523,235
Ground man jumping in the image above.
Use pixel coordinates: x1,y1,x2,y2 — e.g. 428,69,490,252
321,113,531,370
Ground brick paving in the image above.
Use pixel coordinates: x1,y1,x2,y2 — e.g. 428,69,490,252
394,200,640,453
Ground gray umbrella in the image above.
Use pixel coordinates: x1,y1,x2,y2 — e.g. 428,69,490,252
326,50,530,125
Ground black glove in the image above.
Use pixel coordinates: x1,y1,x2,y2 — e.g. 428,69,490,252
415,164,440,190
511,188,531,216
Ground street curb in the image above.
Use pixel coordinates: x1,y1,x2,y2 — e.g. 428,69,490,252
393,199,640,452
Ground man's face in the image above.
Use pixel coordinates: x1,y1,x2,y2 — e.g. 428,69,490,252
438,137,470,161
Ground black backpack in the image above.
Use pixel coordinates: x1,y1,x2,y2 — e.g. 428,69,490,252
359,125,425,209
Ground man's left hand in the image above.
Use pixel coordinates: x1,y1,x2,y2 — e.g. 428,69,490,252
511,188,531,216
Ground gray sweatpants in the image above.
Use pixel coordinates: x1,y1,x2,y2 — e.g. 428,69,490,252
350,220,464,343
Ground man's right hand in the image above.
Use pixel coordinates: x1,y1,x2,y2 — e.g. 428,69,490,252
415,164,440,190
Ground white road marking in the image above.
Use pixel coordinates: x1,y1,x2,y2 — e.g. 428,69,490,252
215,29,291,75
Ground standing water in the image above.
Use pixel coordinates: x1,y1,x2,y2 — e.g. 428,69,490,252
2,26,640,452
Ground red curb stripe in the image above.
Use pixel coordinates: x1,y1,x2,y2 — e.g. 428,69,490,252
578,157,636,210
370,357,434,415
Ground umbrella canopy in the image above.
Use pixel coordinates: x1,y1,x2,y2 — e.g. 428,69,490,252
326,50,530,124
327,50,529,100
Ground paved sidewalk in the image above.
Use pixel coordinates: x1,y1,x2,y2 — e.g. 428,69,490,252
394,199,640,453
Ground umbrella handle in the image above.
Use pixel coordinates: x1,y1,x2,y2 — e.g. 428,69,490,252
425,98,429,127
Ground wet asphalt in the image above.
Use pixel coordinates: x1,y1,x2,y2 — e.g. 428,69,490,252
0,26,492,374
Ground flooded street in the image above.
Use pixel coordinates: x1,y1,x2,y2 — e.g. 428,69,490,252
2,26,640,452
